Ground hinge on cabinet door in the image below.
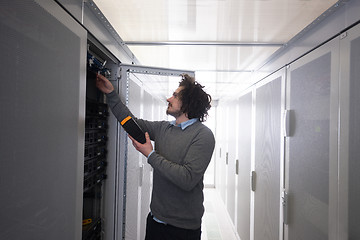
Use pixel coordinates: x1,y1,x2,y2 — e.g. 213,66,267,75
251,171,256,191
340,31,348,40
236,160,239,175
282,190,289,224
117,65,122,80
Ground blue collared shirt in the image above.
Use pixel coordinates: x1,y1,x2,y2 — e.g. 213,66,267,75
170,118,198,130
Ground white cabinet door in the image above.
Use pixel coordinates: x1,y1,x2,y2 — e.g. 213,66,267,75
253,74,282,240
236,92,252,240
285,36,340,240
338,23,360,240
0,1,87,239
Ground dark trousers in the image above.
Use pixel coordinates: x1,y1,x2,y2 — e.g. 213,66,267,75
145,213,201,240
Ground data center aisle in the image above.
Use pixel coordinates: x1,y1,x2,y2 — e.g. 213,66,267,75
201,188,239,240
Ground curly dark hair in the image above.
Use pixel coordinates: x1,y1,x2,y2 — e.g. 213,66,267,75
178,74,212,122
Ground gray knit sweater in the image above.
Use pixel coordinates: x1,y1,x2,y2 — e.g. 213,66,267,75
106,91,215,230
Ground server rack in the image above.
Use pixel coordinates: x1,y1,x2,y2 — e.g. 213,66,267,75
82,50,109,240
82,39,121,239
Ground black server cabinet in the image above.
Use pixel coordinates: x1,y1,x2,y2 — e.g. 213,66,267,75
82,44,112,240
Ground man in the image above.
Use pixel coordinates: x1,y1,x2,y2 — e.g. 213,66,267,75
96,73,215,240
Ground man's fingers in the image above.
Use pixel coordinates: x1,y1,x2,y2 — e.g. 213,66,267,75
128,134,139,146
145,132,150,142
128,134,136,143
96,74,106,84
128,135,139,150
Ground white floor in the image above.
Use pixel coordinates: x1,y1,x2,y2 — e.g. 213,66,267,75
201,188,239,240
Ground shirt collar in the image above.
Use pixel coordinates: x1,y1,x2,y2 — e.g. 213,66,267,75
170,118,198,130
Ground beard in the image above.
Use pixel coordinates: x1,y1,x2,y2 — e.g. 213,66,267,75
166,105,183,118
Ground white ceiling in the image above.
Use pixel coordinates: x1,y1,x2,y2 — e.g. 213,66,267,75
94,0,338,100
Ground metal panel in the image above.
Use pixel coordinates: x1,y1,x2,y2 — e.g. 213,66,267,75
236,92,252,240
226,101,237,222
125,75,143,240
103,64,121,240
56,0,83,22
82,1,136,64
347,30,360,240
121,64,194,77
219,104,229,204
113,67,129,240
215,104,226,201
285,36,339,240
254,75,282,240
0,0,87,239
139,90,153,240
338,23,360,240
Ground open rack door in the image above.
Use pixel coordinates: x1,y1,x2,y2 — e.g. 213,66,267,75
113,64,194,240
